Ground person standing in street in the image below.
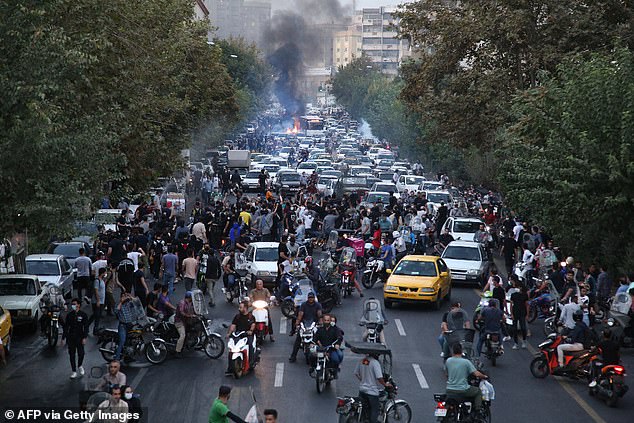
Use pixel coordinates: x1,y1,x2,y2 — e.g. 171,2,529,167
88,268,107,335
161,247,178,294
208,385,248,423
354,353,391,423
182,249,198,292
64,298,88,379
175,291,196,356
132,262,149,308
74,248,93,302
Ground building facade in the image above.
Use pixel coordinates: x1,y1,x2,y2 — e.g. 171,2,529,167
205,0,271,47
359,6,411,75
333,22,363,68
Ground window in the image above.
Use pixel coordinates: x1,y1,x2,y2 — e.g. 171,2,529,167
442,246,481,261
393,260,438,277
26,261,60,276
255,247,278,262
437,260,448,273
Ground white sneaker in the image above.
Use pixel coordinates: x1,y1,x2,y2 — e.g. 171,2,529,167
440,352,445,357
78,366,85,376
521,341,527,349
588,380,597,388
512,344,519,350
503,336,512,342
70,372,78,379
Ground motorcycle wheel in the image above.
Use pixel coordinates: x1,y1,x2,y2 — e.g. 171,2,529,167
362,273,375,289
529,356,549,378
100,339,117,362
145,340,167,364
233,357,244,379
384,400,412,423
203,334,225,359
316,368,327,393
544,321,556,337
527,306,538,323
47,326,58,348
281,300,296,318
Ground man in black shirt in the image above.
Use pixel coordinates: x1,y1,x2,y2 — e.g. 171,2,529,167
225,301,256,376
276,235,290,288
108,234,126,266
64,298,89,379
500,231,516,276
289,293,322,362
436,202,449,237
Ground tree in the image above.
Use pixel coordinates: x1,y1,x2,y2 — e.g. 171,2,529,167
396,0,632,150
0,0,239,239
331,56,380,119
498,48,634,270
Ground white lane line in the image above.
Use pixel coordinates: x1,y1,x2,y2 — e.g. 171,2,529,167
394,318,406,336
412,364,429,389
131,367,149,388
279,316,288,334
274,362,285,387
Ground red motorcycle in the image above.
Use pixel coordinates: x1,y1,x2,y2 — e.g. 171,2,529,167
530,333,597,380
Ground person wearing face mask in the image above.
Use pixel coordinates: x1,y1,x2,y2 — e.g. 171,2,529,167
121,385,142,423
63,298,89,379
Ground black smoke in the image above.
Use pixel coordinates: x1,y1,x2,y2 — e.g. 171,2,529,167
264,0,351,115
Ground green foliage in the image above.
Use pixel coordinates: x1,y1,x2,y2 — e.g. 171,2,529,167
331,56,380,119
396,0,632,150
498,49,634,270
0,0,240,240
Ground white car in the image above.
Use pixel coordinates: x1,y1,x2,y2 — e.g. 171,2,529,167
319,177,338,196
420,181,444,191
297,161,318,173
94,209,124,232
441,217,484,242
0,274,46,330
441,241,490,285
242,170,263,192
370,182,400,196
425,190,454,214
396,175,425,193
239,242,280,287
278,147,294,160
25,254,76,296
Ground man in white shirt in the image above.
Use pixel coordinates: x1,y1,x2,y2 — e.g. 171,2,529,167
559,296,581,331
126,248,145,271
92,252,109,280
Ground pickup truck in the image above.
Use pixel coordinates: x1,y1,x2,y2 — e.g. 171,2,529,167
0,274,45,331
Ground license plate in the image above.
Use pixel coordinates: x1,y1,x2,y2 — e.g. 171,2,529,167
434,408,447,417
399,292,417,298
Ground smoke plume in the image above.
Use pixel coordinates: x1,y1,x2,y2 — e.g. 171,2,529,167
264,0,351,115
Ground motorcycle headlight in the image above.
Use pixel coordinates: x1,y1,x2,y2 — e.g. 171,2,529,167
384,285,397,292
607,318,615,327
252,300,268,309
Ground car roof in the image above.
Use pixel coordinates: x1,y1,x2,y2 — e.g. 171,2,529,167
399,255,441,262
367,191,390,195
50,241,85,246
445,240,482,248
450,217,483,223
26,254,64,261
250,242,280,248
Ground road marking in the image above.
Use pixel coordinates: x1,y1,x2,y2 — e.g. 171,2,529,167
412,364,429,389
274,362,284,387
524,343,606,423
131,367,149,388
279,316,287,334
394,318,406,336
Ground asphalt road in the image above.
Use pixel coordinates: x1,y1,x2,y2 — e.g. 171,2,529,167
1,253,632,423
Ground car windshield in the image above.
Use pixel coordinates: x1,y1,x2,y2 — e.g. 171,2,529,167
366,193,390,203
404,176,424,185
454,221,482,233
255,247,278,262
0,278,37,296
375,184,396,192
94,213,118,224
427,193,452,203
343,177,366,186
280,173,300,181
246,172,261,178
298,162,317,169
443,246,481,261
264,165,279,172
0,278,36,295
422,182,442,190
47,244,81,258
393,260,437,277
350,167,371,176
26,261,60,276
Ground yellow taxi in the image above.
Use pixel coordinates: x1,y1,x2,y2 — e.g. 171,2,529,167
383,255,451,309
0,304,11,354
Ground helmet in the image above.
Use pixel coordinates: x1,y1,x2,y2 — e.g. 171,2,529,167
185,291,193,299
566,256,574,266
392,231,400,238
304,256,313,266
572,309,583,322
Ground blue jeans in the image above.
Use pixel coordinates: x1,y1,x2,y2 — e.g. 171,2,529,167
114,322,127,360
330,349,343,366
163,273,175,294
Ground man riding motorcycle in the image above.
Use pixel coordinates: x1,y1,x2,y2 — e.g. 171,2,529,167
313,314,344,376
249,279,274,342
446,343,488,414
440,301,471,358
225,300,256,376
289,292,322,362
476,299,504,357
175,291,196,356
556,309,589,370
336,249,364,298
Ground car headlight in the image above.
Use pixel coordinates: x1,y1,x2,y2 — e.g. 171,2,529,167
467,269,479,275
421,288,436,293
256,271,271,277
384,285,397,292
17,309,31,317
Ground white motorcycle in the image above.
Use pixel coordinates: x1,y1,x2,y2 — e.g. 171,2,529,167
252,299,271,346
227,331,259,379
299,321,317,363
362,256,385,289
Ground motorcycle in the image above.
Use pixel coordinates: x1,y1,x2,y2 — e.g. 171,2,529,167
481,331,503,367
315,276,338,314
299,321,318,363
433,378,494,422
313,343,339,394
227,331,259,379
362,256,387,290
589,362,628,407
339,247,357,298
601,292,634,348
153,314,224,359
529,333,597,379
40,286,65,348
336,376,411,423
98,319,167,365
252,299,271,346
222,268,250,304
279,275,320,318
